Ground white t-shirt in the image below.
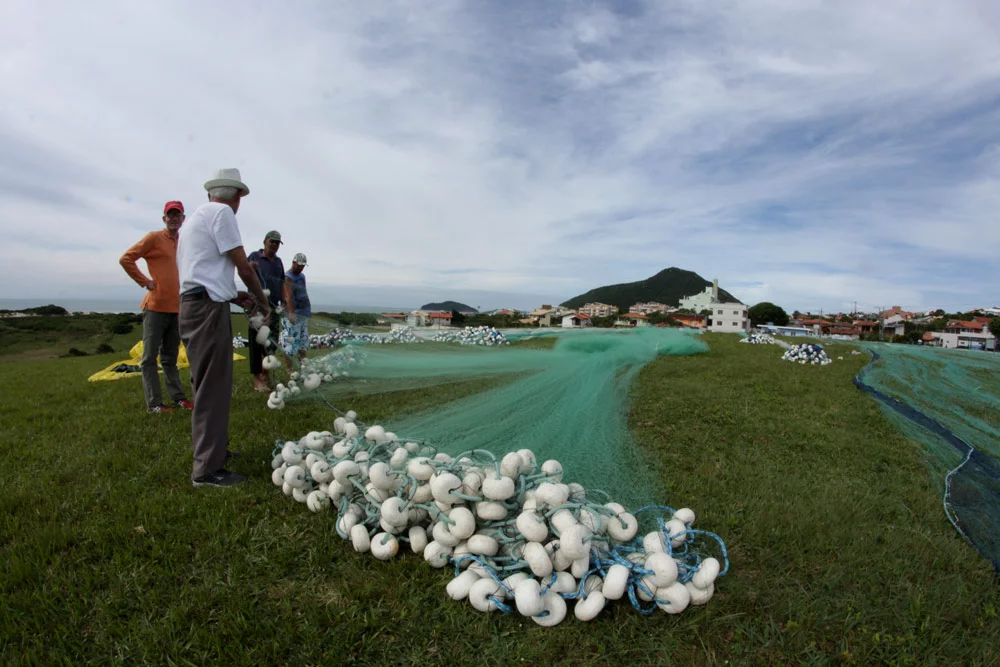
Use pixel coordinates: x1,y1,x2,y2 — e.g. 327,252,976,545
177,201,244,303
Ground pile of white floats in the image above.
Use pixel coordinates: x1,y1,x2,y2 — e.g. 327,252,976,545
266,346,365,410
270,413,728,625
233,335,249,349
309,327,423,348
781,343,832,365
739,334,776,345
386,326,422,344
430,326,510,346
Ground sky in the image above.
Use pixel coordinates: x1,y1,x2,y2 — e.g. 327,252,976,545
1,0,999,314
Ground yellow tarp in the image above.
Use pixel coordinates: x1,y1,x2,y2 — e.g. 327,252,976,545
88,341,245,382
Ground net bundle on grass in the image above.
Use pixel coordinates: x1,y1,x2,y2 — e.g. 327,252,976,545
291,327,707,508
855,343,1000,571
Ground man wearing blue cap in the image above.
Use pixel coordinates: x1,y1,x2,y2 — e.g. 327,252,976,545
281,252,312,365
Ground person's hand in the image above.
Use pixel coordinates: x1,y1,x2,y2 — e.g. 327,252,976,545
232,291,254,310
289,312,297,325
145,280,156,291
258,302,272,321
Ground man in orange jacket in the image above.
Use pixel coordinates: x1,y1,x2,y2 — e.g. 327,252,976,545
119,201,194,413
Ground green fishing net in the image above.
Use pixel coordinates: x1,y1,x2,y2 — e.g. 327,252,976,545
855,343,1000,571
294,328,708,508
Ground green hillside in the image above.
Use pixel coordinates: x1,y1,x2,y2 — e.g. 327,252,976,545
420,301,477,313
561,267,740,311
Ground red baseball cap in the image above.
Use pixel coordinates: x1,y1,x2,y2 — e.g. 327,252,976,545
163,200,185,214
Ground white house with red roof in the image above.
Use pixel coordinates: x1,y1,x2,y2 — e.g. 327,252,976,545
407,310,453,329
925,320,996,350
561,312,592,328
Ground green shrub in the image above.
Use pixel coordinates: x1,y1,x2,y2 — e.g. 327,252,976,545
96,343,114,354
66,347,88,357
107,313,138,335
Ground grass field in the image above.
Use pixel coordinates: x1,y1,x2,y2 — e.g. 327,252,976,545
1,331,997,664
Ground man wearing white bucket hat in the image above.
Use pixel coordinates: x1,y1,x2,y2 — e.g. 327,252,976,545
281,252,311,365
177,168,269,488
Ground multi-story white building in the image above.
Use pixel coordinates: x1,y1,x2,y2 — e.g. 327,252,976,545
629,302,668,315
927,331,996,351
708,303,750,333
578,302,618,318
679,279,722,312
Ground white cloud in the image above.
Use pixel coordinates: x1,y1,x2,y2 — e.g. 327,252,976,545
1,0,999,313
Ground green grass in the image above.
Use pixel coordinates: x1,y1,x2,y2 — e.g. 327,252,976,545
0,313,146,361
1,333,997,664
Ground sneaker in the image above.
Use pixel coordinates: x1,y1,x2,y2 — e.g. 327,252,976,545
192,469,246,487
147,405,174,414
176,399,194,409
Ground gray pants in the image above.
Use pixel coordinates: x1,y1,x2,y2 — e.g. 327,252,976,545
141,310,187,409
179,297,233,481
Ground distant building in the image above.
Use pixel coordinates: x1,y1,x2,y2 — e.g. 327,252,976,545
853,320,878,335
926,329,996,351
530,305,574,327
407,310,452,329
708,303,750,333
678,279,735,313
616,313,649,328
673,313,706,329
629,302,668,315
562,313,592,329
578,302,618,318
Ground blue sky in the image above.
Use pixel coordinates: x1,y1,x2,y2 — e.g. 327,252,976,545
1,0,998,313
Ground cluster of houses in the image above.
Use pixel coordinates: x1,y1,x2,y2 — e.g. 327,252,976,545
379,310,456,329
381,279,753,333
516,280,751,333
760,305,998,351
377,292,998,353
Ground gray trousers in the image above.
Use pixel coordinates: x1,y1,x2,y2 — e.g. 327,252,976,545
141,310,187,408
179,298,233,480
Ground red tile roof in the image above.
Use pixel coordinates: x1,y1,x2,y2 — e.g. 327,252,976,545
382,313,406,318
428,312,453,319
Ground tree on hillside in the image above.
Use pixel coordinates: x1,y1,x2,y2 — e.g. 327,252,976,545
792,310,802,318
748,302,790,327
989,318,1000,340
839,314,852,322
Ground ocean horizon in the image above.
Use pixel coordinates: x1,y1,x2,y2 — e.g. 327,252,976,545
0,298,413,315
